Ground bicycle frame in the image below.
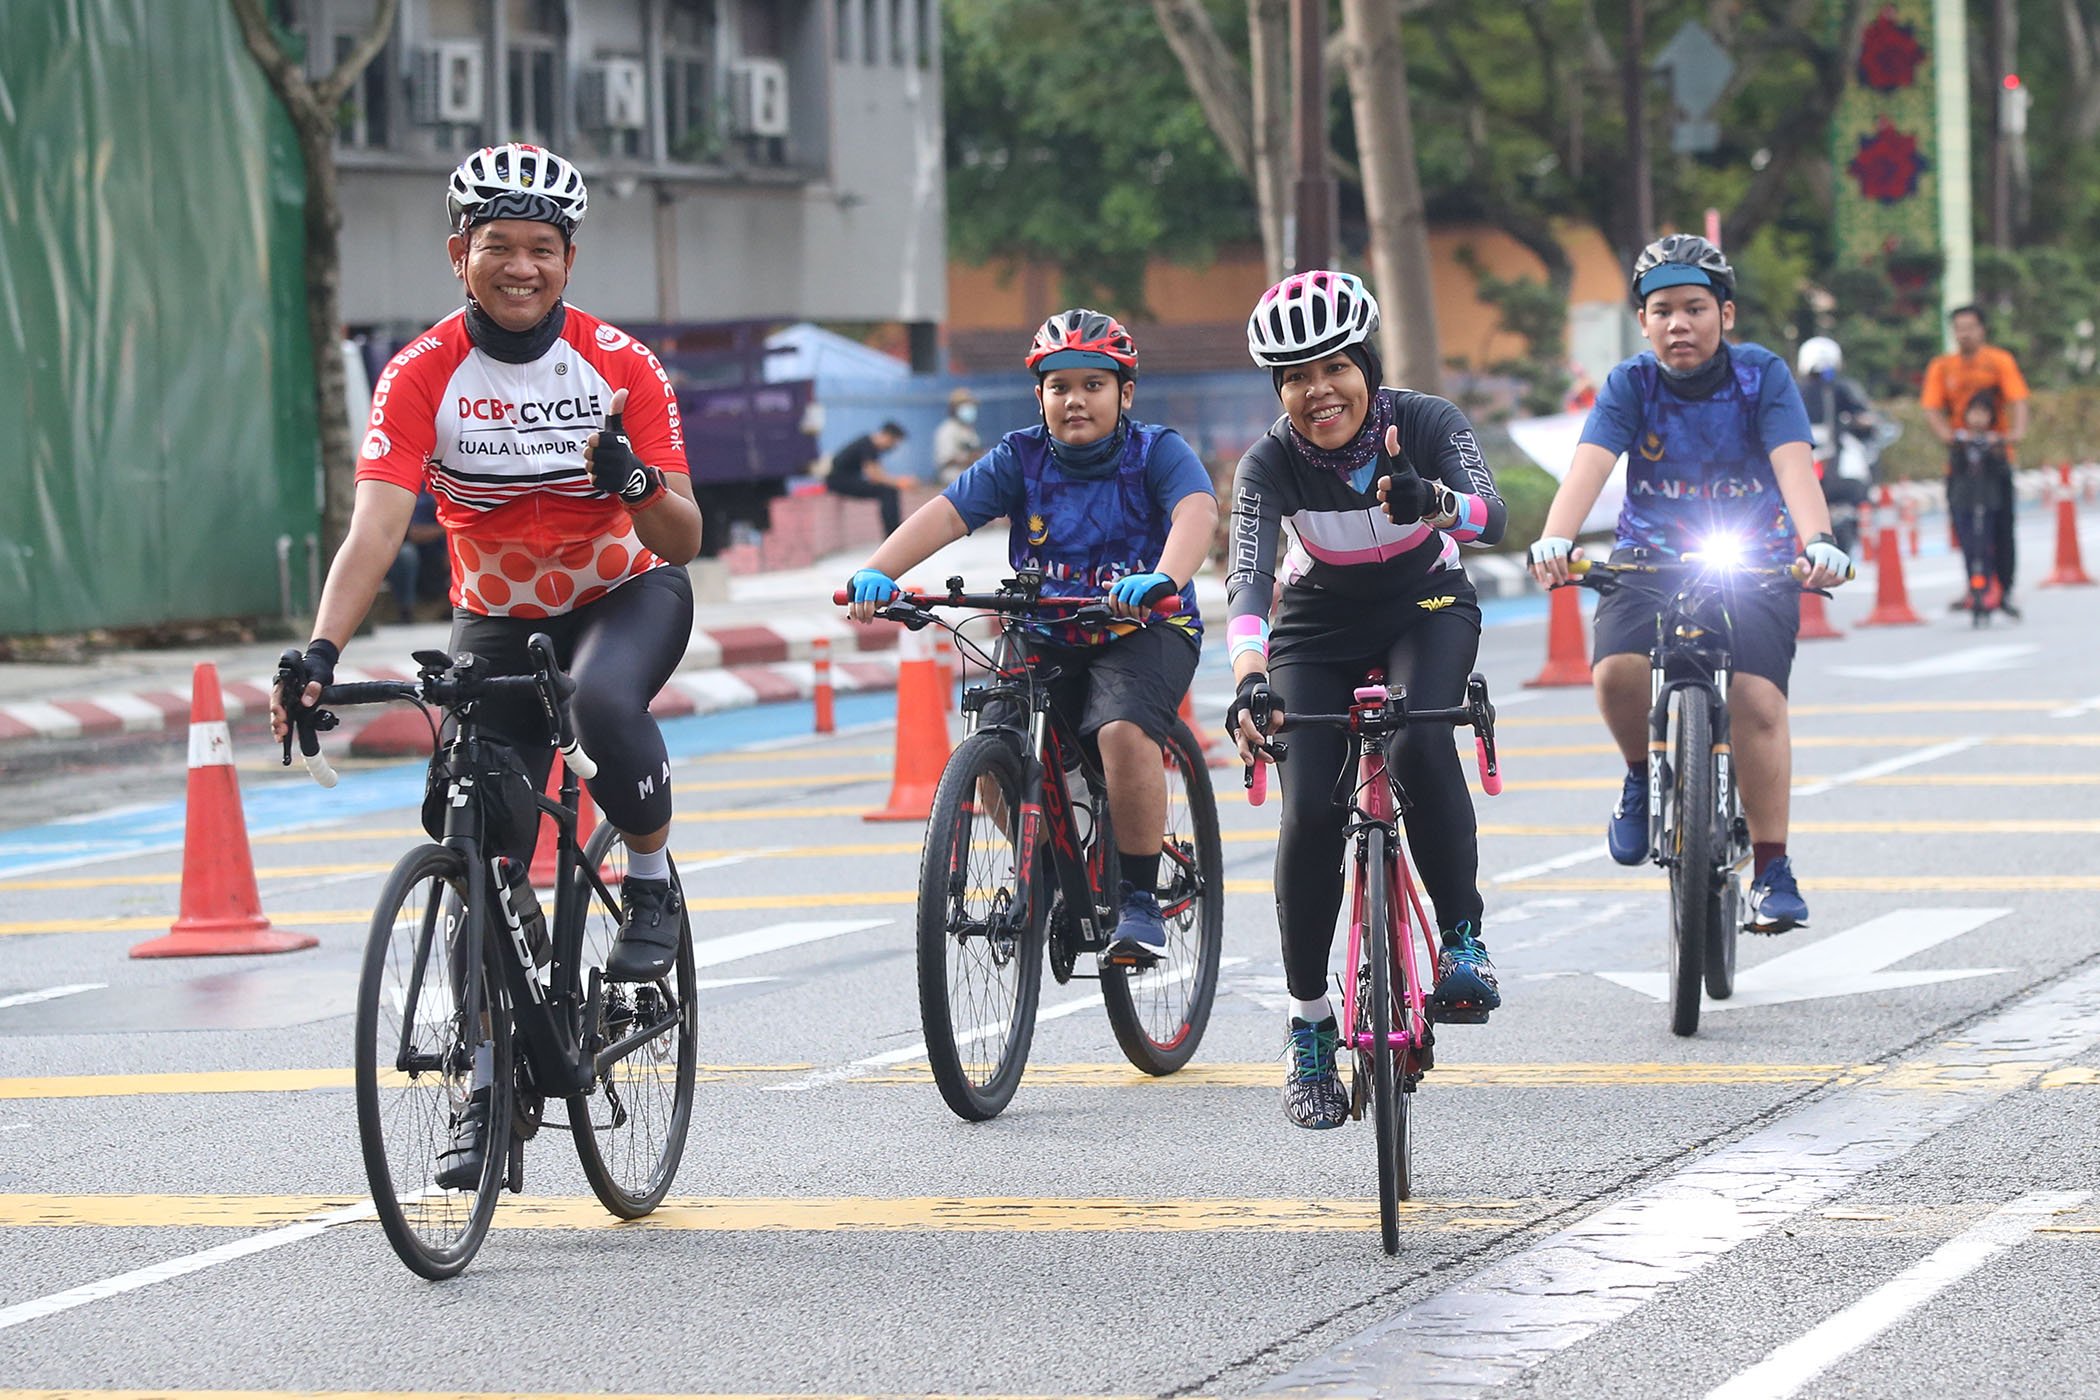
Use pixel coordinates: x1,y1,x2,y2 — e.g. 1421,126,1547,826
1642,582,1739,869
1336,688,1442,1069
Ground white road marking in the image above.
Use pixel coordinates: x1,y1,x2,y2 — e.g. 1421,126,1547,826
1790,736,1981,798
1258,960,2100,1399
2050,691,2100,720
691,918,891,970
735,720,887,751
1703,1190,2090,1400
0,983,106,1011
1599,908,2010,1008
0,1198,378,1334
1832,643,2038,680
677,847,785,874
691,976,779,992
772,956,1250,1091
1492,843,1610,885
1496,901,1640,955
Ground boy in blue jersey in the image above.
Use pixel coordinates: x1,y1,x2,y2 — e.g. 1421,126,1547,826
1526,236,1852,933
844,310,1220,961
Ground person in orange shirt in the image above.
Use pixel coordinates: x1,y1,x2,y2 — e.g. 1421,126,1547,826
1921,304,2030,604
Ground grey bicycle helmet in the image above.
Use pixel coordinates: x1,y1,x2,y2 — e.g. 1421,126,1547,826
1630,234,1735,305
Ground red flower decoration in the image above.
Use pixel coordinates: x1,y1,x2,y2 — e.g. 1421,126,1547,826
1857,4,1926,91
1849,119,1928,203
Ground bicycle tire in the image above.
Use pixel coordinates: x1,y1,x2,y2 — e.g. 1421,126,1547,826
917,731,1041,1121
355,843,513,1279
1363,826,1409,1254
1669,698,1714,1037
1704,783,1744,1001
569,824,697,1218
1102,718,1224,1075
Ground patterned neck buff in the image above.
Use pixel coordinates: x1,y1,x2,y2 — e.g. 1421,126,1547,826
1046,414,1130,480
1285,385,1395,483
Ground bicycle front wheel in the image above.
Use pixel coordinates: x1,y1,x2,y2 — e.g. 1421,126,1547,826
1102,718,1224,1075
1363,826,1410,1255
1668,697,1715,1037
1705,780,1745,1001
569,824,697,1218
355,843,513,1279
918,731,1041,1121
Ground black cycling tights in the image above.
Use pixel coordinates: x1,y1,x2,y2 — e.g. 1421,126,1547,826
1269,609,1484,1001
446,565,694,862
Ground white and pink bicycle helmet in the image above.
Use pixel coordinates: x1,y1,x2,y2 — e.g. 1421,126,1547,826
1246,269,1381,368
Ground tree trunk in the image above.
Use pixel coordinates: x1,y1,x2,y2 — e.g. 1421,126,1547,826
1250,0,1293,283
2063,0,2100,142
1149,0,1255,177
227,0,399,560
1339,0,1440,393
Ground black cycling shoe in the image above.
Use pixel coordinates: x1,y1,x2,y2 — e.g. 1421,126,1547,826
605,877,684,982
433,1087,490,1191
1283,1016,1350,1130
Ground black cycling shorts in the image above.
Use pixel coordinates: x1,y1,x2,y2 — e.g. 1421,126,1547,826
989,625,1199,750
1591,548,1801,693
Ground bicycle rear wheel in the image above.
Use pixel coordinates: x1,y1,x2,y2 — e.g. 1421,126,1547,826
918,731,1041,1121
1363,826,1410,1254
569,825,697,1217
1668,698,1714,1037
355,843,513,1279
1102,718,1224,1075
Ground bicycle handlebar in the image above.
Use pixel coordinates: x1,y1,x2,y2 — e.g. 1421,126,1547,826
1243,672,1502,805
274,632,596,787
1560,556,1857,586
832,578,1180,624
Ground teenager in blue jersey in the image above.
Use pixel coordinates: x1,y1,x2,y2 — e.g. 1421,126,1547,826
844,310,1220,963
1527,235,1852,933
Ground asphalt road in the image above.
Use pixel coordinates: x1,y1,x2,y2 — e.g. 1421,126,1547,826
2,526,2097,1400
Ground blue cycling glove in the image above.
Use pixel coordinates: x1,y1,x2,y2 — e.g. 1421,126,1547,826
848,568,900,606
1108,571,1177,612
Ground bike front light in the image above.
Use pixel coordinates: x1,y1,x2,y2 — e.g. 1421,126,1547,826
1687,534,1747,572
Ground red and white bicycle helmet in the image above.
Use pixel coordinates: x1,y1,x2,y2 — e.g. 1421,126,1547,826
1246,269,1381,368
1025,308,1139,379
446,143,590,239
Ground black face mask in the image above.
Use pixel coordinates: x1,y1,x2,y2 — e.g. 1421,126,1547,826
1659,342,1732,400
465,298,567,364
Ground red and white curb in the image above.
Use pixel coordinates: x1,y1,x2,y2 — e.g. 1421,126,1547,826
0,619,900,749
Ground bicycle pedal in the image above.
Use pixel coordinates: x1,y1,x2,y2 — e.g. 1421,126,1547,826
1426,1001,1490,1025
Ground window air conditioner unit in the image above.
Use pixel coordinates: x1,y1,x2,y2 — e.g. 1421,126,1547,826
579,58,648,132
729,58,790,138
412,41,485,125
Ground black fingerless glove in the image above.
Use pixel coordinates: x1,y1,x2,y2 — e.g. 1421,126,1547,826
300,638,339,692
590,411,666,508
1381,469,1439,524
1224,672,1281,743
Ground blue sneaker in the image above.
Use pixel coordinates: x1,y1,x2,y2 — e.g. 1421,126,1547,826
1747,857,1809,933
1104,882,1168,965
1607,768,1649,865
1427,921,1500,1023
1283,1016,1350,1129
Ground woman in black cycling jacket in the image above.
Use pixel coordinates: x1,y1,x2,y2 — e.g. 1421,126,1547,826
1226,270,1506,1131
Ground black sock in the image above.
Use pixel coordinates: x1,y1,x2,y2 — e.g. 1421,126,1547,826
1120,850,1161,894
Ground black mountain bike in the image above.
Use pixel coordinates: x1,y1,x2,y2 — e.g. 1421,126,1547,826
842,572,1225,1121
1562,556,1836,1037
276,638,697,1278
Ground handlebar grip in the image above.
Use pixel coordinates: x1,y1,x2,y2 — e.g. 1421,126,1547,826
1246,759,1268,806
560,739,598,782
1475,738,1502,797
1566,557,1593,576
831,588,849,605
302,746,339,789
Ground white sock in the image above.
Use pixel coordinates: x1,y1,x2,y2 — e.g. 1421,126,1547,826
471,1040,493,1091
1291,995,1333,1024
627,841,670,881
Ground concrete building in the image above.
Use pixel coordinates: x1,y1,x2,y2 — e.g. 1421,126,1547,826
296,0,945,358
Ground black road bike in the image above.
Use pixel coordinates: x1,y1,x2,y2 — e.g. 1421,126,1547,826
843,572,1225,1121
277,638,697,1277
1562,556,1837,1037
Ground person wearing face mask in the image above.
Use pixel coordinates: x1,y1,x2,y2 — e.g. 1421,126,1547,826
934,387,984,486
1227,270,1508,1132
844,310,1219,964
1526,234,1850,939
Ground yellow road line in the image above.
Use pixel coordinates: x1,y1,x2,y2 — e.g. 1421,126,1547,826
1501,874,2100,892
671,771,888,794
0,1393,1166,1400
1489,700,2066,728
12,1060,2086,1101
0,1193,1543,1233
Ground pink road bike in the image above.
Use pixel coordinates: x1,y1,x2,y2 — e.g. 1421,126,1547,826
1248,670,1502,1253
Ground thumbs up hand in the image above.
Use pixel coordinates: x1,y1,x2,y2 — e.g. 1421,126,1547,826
586,388,664,507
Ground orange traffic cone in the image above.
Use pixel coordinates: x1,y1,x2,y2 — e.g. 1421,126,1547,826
530,755,614,887
1526,585,1593,687
1798,588,1844,640
1179,690,1230,767
131,664,317,958
2042,462,2095,587
865,625,953,821
1859,513,1923,626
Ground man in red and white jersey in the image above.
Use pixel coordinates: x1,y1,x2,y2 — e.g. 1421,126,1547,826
277,144,701,1007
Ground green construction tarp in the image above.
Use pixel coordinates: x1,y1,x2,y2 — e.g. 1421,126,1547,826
0,0,319,636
